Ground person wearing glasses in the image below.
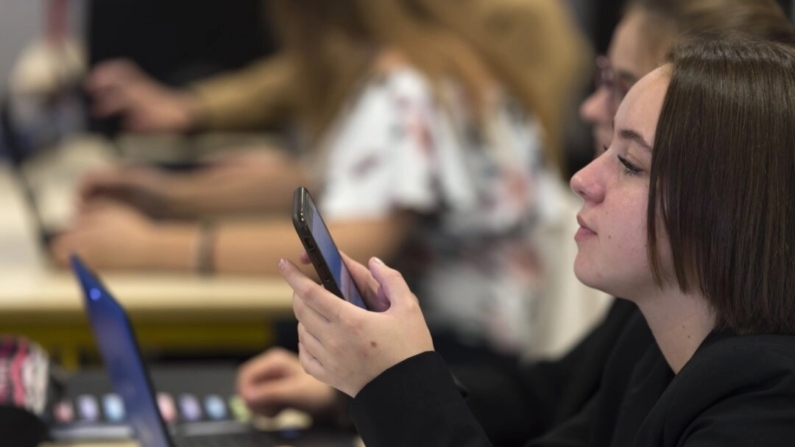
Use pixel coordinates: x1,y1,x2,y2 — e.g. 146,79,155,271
234,1,795,446
580,0,795,156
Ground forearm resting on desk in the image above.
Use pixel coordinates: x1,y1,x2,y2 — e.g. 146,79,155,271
169,152,313,217
120,214,412,275
212,215,412,275
81,152,312,220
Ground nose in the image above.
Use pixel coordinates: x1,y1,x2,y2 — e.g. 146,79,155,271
579,87,612,126
570,156,606,203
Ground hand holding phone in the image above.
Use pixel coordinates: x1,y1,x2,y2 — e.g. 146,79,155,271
292,187,368,309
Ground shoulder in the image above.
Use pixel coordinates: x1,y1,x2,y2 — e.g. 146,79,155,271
329,56,435,139
659,335,795,446
367,50,435,105
680,334,795,387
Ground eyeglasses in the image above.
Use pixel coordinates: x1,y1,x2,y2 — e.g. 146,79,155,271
595,56,634,115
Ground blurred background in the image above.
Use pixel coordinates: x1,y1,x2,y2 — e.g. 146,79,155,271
3,0,790,168
0,0,793,444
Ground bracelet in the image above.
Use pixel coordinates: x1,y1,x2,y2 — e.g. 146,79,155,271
195,221,216,275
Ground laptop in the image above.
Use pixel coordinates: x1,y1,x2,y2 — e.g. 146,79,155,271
69,255,357,447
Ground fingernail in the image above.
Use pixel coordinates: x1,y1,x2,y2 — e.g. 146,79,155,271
278,259,287,270
371,257,384,266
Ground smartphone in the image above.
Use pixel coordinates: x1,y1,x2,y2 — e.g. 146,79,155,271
292,187,368,309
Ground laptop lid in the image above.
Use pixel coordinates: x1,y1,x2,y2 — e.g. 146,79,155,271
70,255,173,447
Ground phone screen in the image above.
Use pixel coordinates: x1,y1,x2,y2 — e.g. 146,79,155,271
309,205,368,309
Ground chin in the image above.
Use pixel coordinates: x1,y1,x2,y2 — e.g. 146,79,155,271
573,257,622,297
573,258,601,290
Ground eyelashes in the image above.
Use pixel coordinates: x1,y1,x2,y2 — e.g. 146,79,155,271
602,145,644,176
618,155,643,175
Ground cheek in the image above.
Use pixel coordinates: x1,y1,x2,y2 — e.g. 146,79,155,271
574,180,659,297
593,192,651,279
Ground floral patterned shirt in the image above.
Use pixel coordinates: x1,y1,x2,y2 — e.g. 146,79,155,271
317,67,564,354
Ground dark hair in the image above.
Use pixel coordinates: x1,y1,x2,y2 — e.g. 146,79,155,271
648,36,795,334
628,0,795,58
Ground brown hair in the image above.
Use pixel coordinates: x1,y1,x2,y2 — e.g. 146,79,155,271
268,0,587,173
648,36,795,334
628,0,795,61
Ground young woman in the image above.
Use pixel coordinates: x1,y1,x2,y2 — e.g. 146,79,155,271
235,2,795,445
235,1,795,444
278,35,795,446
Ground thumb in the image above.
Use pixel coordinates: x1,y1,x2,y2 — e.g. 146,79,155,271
368,257,414,309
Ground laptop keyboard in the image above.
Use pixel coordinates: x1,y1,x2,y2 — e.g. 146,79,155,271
174,431,277,447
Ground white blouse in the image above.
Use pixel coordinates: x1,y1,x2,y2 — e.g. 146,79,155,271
314,67,591,355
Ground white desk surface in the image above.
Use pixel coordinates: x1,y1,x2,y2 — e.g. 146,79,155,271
0,154,293,324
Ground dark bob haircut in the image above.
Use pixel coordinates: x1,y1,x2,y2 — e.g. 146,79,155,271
648,35,795,334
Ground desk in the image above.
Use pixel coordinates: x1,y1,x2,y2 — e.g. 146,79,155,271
0,270,295,367
0,152,294,367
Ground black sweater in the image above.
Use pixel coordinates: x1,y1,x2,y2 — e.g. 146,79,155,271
350,310,795,447
451,299,640,445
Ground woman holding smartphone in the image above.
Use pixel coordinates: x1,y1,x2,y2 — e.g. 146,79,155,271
278,35,795,446
236,3,795,444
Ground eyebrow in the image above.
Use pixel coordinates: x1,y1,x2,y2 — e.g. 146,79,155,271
616,71,639,86
618,129,653,152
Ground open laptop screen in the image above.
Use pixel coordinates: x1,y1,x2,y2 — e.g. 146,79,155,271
71,256,173,447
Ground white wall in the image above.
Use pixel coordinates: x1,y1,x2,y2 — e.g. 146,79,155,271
0,0,86,90
0,0,42,89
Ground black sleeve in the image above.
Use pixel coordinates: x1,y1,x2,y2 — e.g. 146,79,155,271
524,396,597,447
452,300,637,445
350,352,495,447
349,351,599,447
349,301,640,447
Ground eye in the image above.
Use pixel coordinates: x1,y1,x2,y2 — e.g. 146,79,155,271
617,155,643,176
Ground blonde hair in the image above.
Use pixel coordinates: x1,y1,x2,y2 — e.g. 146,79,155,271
269,0,588,175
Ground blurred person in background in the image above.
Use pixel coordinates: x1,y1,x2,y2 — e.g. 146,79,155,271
53,0,588,359
231,1,795,446
580,0,795,155
82,1,580,156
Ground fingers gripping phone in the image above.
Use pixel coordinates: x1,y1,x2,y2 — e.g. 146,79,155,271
292,187,368,310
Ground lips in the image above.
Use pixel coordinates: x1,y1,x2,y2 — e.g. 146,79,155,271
575,215,597,242
577,215,596,234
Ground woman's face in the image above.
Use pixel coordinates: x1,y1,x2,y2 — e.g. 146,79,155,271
570,66,671,300
579,9,668,155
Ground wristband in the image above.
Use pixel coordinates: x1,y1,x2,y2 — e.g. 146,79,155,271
195,221,216,275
